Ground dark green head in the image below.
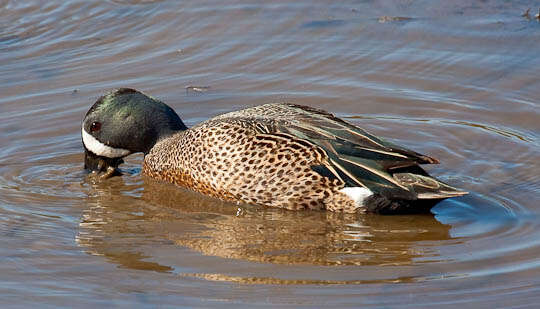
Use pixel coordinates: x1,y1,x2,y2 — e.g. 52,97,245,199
82,88,187,175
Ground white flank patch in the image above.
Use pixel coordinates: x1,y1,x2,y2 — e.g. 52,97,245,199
339,187,373,208
81,128,130,158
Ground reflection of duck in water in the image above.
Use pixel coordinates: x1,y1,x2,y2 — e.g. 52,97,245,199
144,180,453,266
82,88,466,214
78,179,452,270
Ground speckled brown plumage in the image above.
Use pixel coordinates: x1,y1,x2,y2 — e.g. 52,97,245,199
142,106,356,212
140,102,465,213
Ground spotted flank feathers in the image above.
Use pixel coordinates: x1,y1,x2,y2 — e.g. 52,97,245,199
83,89,467,214
142,102,467,213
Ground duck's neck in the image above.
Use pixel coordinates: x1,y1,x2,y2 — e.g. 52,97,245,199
141,109,188,155
154,124,187,145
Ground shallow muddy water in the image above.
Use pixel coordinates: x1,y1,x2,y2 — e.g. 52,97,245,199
1,0,539,307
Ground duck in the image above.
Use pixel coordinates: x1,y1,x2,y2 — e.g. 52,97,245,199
82,88,467,214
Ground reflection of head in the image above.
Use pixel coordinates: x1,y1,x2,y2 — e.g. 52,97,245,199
77,176,452,272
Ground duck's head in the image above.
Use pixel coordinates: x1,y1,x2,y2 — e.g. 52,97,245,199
82,88,187,176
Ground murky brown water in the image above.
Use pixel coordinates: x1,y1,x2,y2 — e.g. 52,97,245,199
1,0,539,307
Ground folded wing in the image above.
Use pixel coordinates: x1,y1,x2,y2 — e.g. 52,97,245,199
263,104,466,201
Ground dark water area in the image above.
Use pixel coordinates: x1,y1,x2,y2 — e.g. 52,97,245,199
1,0,539,307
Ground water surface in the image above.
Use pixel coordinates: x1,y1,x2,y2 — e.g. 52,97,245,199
1,0,539,307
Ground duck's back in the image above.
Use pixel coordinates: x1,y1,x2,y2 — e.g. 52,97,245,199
143,103,466,213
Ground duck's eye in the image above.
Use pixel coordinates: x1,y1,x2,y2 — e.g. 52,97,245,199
90,121,101,132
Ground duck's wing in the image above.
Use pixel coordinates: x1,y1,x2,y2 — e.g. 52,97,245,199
272,103,439,164
219,103,465,201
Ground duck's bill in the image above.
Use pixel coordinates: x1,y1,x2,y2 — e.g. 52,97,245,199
84,148,124,178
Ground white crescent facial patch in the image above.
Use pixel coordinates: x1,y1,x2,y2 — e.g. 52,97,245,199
82,128,130,158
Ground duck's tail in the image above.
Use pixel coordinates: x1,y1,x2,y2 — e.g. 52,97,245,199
363,173,467,214
393,172,468,199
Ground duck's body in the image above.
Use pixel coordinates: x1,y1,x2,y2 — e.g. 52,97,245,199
82,89,467,214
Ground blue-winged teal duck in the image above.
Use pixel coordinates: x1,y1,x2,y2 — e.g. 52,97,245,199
82,88,467,214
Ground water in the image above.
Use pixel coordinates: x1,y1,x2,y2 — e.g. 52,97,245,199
1,0,539,307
